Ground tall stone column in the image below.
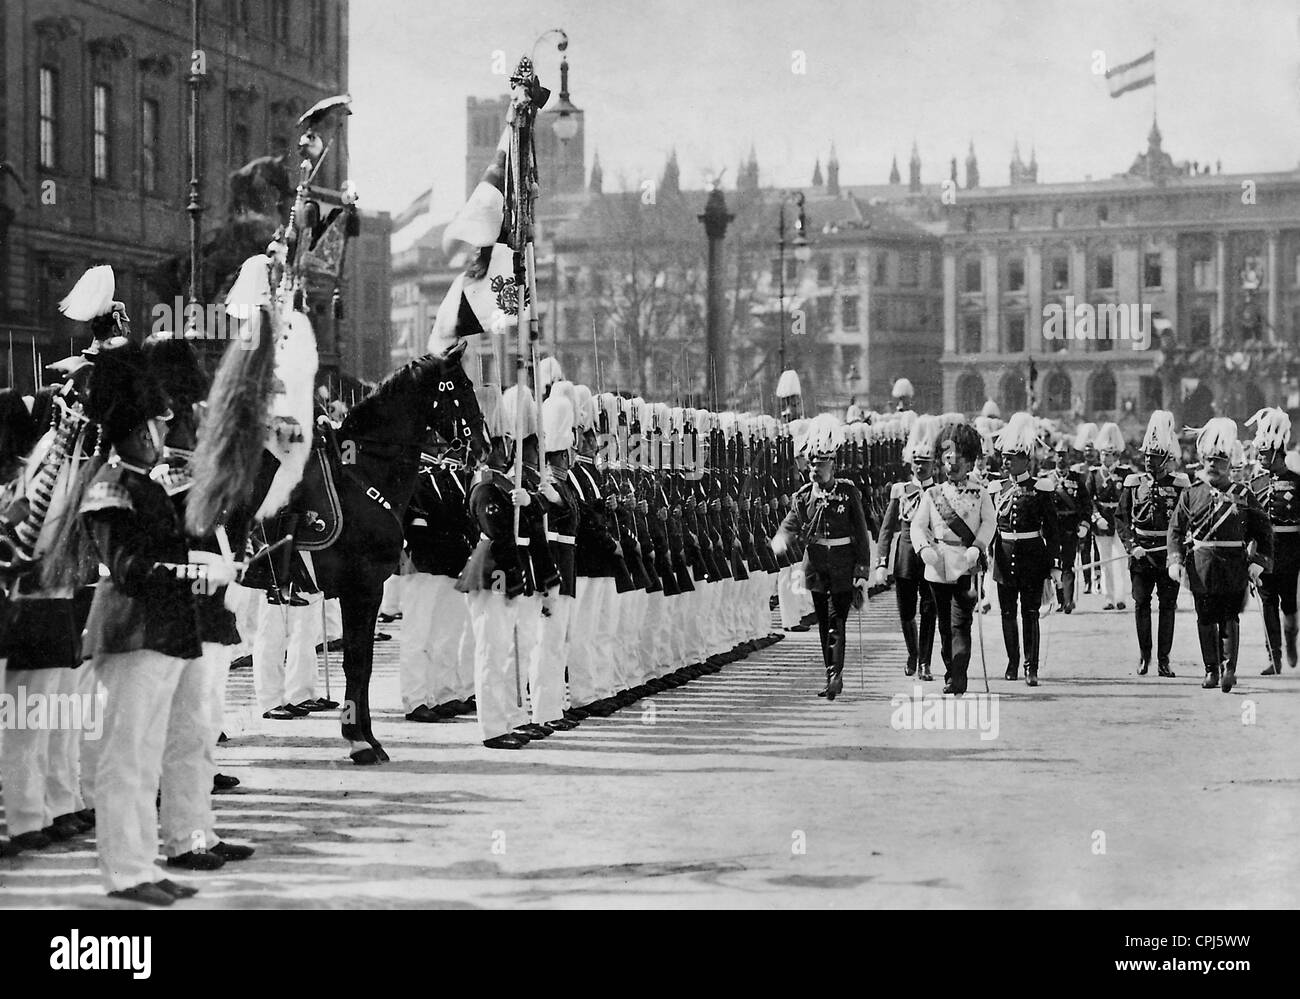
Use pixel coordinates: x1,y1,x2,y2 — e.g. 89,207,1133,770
1268,230,1279,337
1216,232,1228,335
983,247,999,353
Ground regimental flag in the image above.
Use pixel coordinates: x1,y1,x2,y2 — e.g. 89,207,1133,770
443,126,510,255
1105,50,1155,98
428,243,531,353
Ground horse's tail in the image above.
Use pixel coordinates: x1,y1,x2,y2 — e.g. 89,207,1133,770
186,307,278,536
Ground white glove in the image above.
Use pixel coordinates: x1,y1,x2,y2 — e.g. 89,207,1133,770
188,549,236,588
541,483,561,504
511,488,531,508
1076,522,1088,539
1131,546,1148,561
1050,568,1062,587
874,565,888,586
920,546,941,569
1167,562,1184,586
964,546,980,569
1095,516,1110,532
1248,562,1265,586
771,535,788,557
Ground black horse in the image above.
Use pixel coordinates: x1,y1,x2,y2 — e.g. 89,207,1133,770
302,346,484,764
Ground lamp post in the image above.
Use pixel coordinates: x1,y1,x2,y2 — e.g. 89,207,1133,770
777,191,811,375
186,0,204,336
699,183,733,408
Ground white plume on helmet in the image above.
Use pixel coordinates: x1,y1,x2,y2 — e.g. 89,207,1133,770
1246,406,1291,453
980,399,1001,419
995,411,1039,455
1075,422,1099,452
904,413,941,462
500,383,538,440
892,377,914,399
542,388,575,453
807,413,844,460
776,370,802,398
1141,410,1178,456
536,356,564,400
58,264,117,321
1096,422,1125,454
1194,417,1238,460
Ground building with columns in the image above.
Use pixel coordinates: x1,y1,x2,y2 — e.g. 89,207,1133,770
939,120,1300,434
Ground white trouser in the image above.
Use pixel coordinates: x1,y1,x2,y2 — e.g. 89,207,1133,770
2,668,62,835
616,589,648,688
566,572,605,707
777,565,802,629
79,668,106,810
49,663,95,818
226,582,260,659
94,649,184,893
252,593,322,712
468,590,540,740
399,574,469,712
1095,534,1128,604
639,592,669,678
530,587,571,724
452,614,475,702
666,592,690,669
160,641,227,857
379,575,403,616
325,597,342,642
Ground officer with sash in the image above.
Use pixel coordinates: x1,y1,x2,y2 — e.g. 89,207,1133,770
1090,423,1132,610
1116,411,1187,677
1243,407,1300,675
989,412,1061,686
1167,418,1273,693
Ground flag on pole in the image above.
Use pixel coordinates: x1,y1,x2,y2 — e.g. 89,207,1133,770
1105,50,1155,98
443,126,510,255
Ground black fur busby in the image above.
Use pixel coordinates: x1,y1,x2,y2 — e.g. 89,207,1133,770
85,340,171,446
141,333,209,409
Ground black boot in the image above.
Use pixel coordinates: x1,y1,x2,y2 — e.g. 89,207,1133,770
1137,659,1149,676
1157,657,1175,678
1202,667,1220,689
901,613,918,677
1285,613,1299,668
1221,618,1240,692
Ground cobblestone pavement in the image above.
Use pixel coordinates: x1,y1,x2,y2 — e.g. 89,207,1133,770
2,583,1298,908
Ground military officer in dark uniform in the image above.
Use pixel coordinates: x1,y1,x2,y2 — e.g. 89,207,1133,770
771,414,872,701
1167,418,1273,693
875,415,938,680
1243,407,1300,675
1116,411,1188,677
1051,434,1092,613
989,412,1061,687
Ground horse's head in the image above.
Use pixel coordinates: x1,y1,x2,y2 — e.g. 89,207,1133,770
427,340,487,463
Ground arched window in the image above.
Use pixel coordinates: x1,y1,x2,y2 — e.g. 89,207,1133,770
956,372,985,413
1001,371,1026,413
1045,371,1072,412
1089,369,1116,413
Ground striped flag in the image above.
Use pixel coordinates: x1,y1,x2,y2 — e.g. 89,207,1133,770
1105,50,1155,98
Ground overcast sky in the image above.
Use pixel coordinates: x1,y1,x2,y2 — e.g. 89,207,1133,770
348,0,1300,223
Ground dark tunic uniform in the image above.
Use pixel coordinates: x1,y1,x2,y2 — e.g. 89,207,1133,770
1051,464,1092,612
990,471,1060,678
1167,477,1273,681
876,476,937,674
80,459,202,662
1246,465,1300,670
1117,469,1189,672
539,474,580,599
405,463,475,579
456,468,529,597
775,477,871,692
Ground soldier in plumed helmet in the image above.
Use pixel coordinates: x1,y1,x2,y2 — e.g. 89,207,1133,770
1116,411,1188,677
874,413,939,680
988,412,1061,687
1243,407,1300,675
1050,431,1092,614
1167,419,1272,693
1089,423,1132,610
892,377,915,414
771,414,872,701
78,339,239,905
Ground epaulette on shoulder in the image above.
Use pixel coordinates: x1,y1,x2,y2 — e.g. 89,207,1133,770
79,479,133,515
1286,451,1300,475
889,481,906,499
1171,472,1191,488
1122,472,1141,488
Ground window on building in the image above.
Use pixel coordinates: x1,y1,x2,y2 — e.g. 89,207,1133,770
1002,373,1027,412
231,121,250,170
1190,309,1211,346
1096,252,1113,289
1144,252,1162,288
957,373,985,413
1052,208,1064,229
1097,204,1109,224
814,297,832,331
39,66,59,170
1045,371,1071,411
843,255,857,283
1193,256,1214,291
273,0,290,43
964,258,981,293
1090,370,1116,412
900,253,920,287
816,258,832,285
841,296,859,331
93,84,112,182
1051,256,1069,290
875,252,889,285
1140,375,1163,411
1007,258,1025,292
961,314,982,353
1046,326,1066,352
141,99,159,194
1009,208,1020,230
1006,314,1025,353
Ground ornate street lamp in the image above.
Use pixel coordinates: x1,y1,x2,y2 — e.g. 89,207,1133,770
533,29,578,142
775,191,811,415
